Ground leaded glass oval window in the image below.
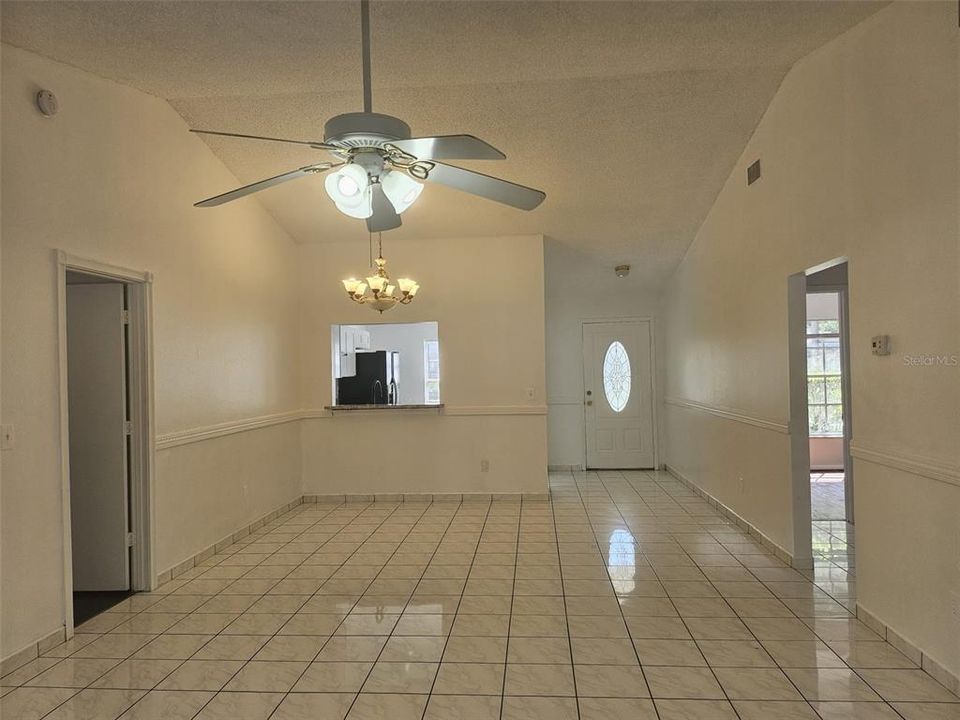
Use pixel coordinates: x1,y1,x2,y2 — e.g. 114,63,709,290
602,341,631,412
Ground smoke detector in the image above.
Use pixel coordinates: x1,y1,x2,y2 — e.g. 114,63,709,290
615,264,630,278
36,90,59,117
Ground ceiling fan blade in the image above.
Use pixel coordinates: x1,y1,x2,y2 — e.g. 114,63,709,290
389,135,506,160
423,162,545,210
194,164,334,207
367,184,402,232
191,128,335,151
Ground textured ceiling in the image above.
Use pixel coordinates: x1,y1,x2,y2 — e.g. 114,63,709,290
2,1,887,287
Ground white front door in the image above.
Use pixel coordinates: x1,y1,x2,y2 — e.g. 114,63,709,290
67,283,130,591
583,320,655,469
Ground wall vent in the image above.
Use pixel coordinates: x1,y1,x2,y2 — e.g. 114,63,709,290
747,159,761,185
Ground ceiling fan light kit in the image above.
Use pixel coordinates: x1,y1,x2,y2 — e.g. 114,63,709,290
191,0,545,234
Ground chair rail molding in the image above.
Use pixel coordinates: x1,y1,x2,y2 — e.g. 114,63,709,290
156,410,303,450
665,396,790,434
850,442,960,489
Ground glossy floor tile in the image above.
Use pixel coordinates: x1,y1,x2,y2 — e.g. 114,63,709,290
2,469,956,719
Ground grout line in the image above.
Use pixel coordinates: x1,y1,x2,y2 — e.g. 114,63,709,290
498,495,524,720
563,468,657,719
187,499,386,719
419,498,493,715
331,498,456,720
548,482,582,720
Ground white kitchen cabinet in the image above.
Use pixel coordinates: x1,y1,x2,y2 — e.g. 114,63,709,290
337,326,371,378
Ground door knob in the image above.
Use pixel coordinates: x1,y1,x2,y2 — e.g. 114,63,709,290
586,390,592,396
586,400,593,406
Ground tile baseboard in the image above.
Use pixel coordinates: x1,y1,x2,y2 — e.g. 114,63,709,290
664,463,805,569
856,602,960,696
156,495,305,586
302,491,551,504
0,626,66,678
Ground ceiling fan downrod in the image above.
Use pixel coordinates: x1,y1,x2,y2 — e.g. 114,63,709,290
360,0,373,113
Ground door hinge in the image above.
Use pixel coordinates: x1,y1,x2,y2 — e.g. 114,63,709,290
123,421,133,435
121,310,130,325
126,532,135,547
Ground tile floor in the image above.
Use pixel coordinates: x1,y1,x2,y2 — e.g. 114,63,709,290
3,470,957,719
811,473,847,521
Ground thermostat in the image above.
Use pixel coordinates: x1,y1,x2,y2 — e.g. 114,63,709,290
871,335,891,356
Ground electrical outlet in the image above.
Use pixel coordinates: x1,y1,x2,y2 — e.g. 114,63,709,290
0,424,14,451
525,387,536,400
480,459,490,473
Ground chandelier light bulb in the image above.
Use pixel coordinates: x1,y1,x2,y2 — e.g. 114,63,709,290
380,170,423,214
342,252,419,314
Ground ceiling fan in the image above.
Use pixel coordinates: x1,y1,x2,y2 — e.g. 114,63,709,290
192,0,546,232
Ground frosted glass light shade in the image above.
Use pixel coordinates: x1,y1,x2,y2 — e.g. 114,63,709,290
325,164,368,205
397,278,416,293
335,193,372,219
381,170,423,214
366,275,387,293
342,278,360,293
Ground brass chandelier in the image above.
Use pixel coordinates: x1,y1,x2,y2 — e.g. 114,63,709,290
342,233,419,313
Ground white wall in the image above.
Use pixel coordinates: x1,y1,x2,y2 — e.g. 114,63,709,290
544,239,663,468
662,1,959,679
299,235,547,495
0,45,302,660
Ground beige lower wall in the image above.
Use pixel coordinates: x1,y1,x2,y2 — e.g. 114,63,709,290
664,402,793,555
854,461,960,680
155,422,302,575
301,413,547,495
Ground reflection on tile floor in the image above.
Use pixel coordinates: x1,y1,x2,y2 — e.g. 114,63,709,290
3,470,956,719
811,472,846,521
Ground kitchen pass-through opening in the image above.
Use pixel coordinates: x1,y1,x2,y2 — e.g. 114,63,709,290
331,321,441,406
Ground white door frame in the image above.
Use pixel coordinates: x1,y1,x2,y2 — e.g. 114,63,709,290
788,257,853,568
56,250,156,638
580,317,660,470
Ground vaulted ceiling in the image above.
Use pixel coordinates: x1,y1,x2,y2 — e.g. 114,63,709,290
2,1,886,286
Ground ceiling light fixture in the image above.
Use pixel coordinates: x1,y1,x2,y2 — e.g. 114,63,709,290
380,170,423,214
191,0,545,233
325,164,372,218
342,233,419,313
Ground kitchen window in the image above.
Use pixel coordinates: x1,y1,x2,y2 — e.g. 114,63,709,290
424,340,440,404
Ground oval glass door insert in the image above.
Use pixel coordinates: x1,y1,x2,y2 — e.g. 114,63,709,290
602,341,631,412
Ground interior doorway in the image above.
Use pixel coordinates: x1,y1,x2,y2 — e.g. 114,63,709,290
805,263,854,580
66,274,133,623
58,253,154,634
582,319,656,469
789,260,854,586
